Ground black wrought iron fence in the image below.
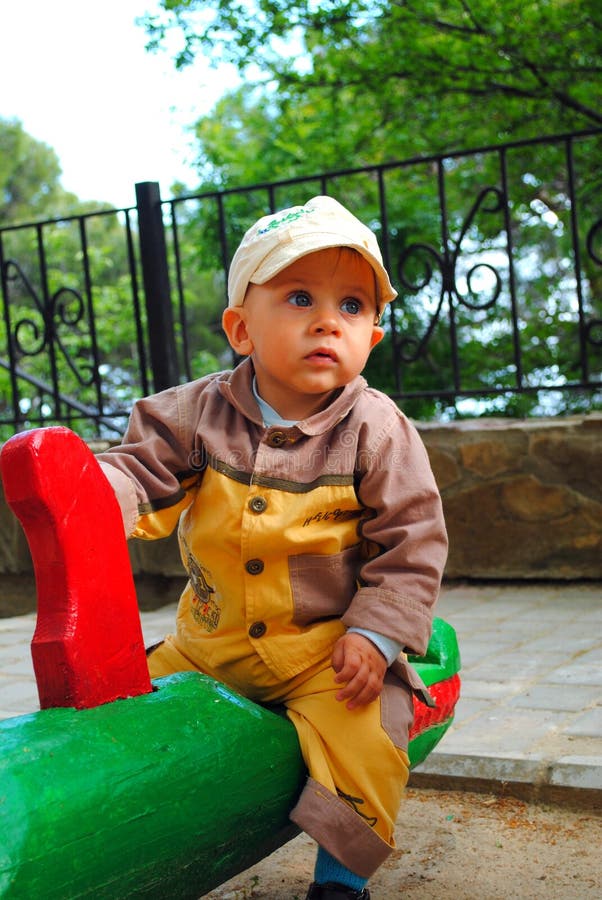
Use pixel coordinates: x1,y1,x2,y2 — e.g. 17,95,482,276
0,205,150,438
1,129,600,439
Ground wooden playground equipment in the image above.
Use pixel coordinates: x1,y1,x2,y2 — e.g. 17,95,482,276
0,427,460,898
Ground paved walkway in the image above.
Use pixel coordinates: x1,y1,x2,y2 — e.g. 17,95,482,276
414,580,602,800
1,581,601,801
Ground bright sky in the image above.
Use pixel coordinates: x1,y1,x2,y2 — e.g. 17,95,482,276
0,0,239,208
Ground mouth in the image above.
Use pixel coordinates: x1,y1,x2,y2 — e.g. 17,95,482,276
305,347,338,363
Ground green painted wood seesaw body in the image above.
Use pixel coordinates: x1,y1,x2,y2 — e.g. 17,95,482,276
0,427,461,899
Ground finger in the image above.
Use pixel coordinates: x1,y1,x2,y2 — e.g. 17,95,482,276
333,651,362,683
331,639,345,674
335,665,370,700
336,668,382,706
343,678,383,709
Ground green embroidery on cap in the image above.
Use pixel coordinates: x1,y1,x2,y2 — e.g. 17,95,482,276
257,206,315,235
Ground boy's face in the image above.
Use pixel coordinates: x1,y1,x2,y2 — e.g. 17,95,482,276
222,247,384,420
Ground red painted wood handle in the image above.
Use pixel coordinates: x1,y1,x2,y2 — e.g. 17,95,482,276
0,426,152,709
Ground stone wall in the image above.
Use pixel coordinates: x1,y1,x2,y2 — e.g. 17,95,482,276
422,413,602,580
0,414,600,615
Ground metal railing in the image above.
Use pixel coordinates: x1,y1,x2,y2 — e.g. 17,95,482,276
1,129,600,437
0,205,149,438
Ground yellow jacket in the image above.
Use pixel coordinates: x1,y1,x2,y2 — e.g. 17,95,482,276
99,359,448,682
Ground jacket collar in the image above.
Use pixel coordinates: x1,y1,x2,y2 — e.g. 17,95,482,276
218,357,367,436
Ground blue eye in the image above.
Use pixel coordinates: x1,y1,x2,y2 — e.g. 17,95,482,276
341,298,362,315
288,291,312,307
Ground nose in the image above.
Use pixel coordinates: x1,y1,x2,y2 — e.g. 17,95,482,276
308,306,341,336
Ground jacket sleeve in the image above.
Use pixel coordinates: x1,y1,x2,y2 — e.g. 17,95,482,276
96,384,201,540
341,404,448,656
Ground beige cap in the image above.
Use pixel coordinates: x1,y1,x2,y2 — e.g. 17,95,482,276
227,195,397,308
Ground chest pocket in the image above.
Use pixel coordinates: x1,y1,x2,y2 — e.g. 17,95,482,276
289,544,362,626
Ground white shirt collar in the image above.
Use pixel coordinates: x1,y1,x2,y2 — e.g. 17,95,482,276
252,377,299,428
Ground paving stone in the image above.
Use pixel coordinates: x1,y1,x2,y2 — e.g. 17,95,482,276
438,707,571,756
525,633,599,652
547,660,602,686
0,677,38,716
565,706,602,737
415,750,546,786
550,756,602,790
463,651,561,682
508,683,602,712
450,640,518,668
0,657,37,677
451,696,493,720
458,679,532,700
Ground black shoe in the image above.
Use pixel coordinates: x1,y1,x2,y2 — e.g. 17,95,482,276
306,883,370,900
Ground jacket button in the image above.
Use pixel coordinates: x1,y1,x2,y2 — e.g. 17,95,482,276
267,431,286,447
245,558,264,575
249,496,267,513
249,621,267,639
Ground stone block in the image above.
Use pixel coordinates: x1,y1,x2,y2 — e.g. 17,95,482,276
459,440,521,477
426,446,460,489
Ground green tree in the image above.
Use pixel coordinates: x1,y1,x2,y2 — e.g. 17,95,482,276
0,120,153,437
0,118,87,223
141,0,601,419
0,117,224,439
144,0,601,158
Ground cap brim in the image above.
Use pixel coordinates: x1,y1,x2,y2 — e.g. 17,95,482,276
251,233,397,306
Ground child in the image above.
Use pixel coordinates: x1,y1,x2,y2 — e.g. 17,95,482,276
98,196,448,900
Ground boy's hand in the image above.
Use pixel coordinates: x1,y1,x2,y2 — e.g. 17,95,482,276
331,632,387,710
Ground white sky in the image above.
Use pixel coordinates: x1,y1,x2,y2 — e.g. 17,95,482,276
0,0,239,208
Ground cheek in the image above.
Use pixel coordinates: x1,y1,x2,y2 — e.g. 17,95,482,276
353,328,381,356
254,332,288,363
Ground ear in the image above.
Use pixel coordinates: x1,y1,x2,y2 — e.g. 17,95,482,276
222,307,254,355
369,325,385,350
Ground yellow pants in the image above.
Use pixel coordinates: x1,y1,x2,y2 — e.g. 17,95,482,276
148,636,412,877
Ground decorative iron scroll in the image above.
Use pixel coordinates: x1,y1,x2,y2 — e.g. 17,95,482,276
395,185,505,364
586,218,602,350
5,260,95,386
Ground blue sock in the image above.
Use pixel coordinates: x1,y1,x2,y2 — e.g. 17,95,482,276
314,846,368,892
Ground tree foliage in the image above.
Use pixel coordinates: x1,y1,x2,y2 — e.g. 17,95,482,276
144,0,602,161
0,118,226,440
0,118,97,223
140,1,601,419
1,121,140,437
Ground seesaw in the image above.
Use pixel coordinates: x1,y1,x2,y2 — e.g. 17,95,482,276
0,427,460,899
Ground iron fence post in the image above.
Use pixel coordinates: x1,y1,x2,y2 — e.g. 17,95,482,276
135,181,180,392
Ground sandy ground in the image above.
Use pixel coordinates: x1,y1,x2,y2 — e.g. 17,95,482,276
201,788,601,900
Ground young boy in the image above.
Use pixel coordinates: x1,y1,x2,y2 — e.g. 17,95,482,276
98,196,448,900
